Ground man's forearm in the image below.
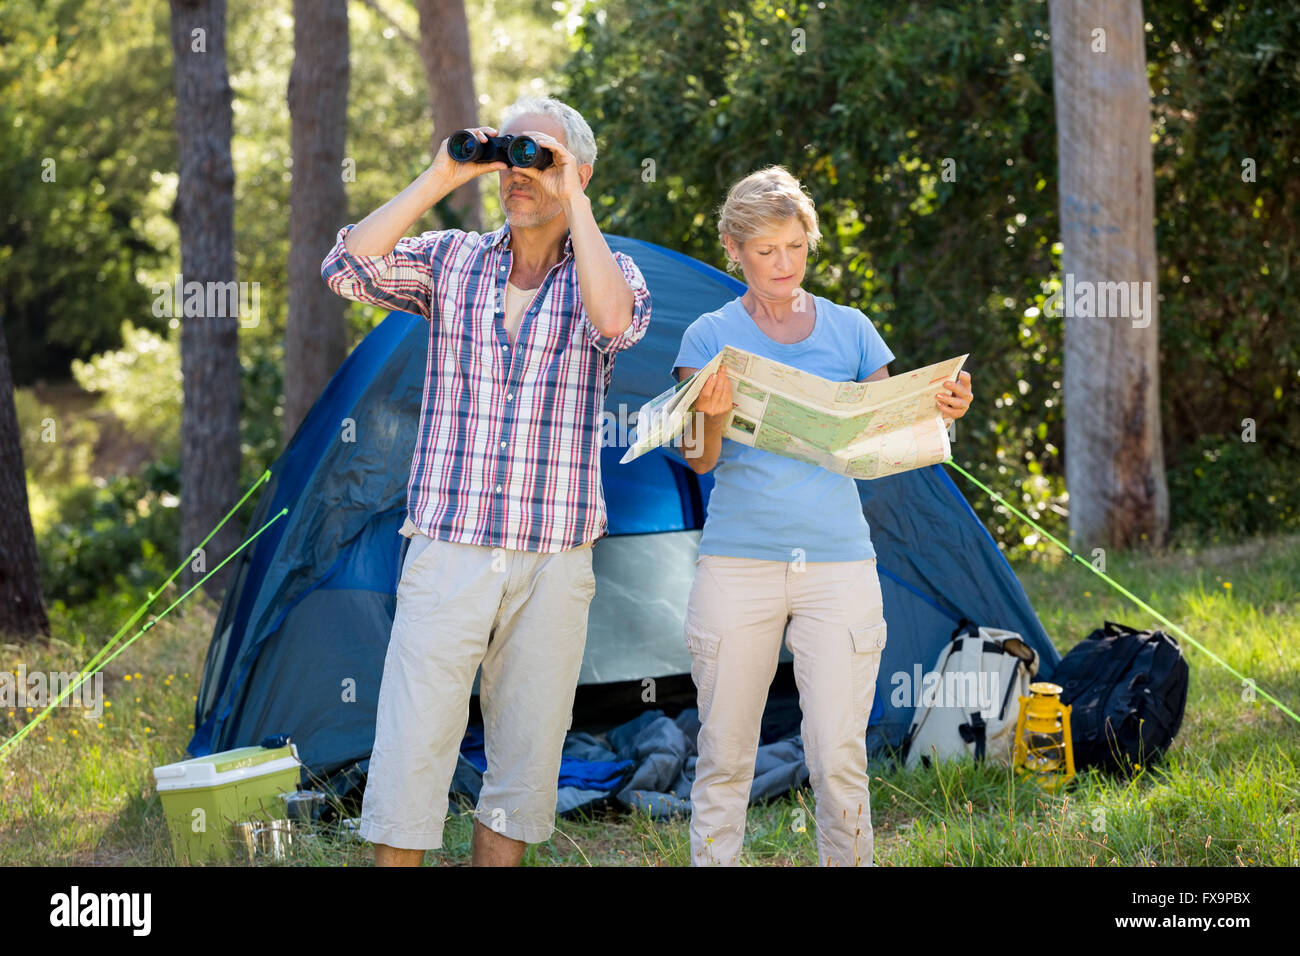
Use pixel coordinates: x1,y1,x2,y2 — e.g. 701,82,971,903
561,193,635,337
344,168,452,257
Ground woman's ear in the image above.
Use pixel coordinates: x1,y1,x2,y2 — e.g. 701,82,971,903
578,163,593,190
722,235,739,268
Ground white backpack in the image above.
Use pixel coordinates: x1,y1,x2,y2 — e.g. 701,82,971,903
902,621,1039,769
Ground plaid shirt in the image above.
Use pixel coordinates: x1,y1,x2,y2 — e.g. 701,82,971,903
320,221,651,552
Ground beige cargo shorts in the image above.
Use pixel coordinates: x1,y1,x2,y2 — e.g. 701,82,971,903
359,528,595,850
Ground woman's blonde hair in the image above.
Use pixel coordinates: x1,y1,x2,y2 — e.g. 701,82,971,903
717,165,822,273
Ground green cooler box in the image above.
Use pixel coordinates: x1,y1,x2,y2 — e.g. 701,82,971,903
154,742,302,863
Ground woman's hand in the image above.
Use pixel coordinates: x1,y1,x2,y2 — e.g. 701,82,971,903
937,370,973,424
692,367,734,423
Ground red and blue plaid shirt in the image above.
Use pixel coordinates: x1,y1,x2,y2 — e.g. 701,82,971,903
321,221,651,552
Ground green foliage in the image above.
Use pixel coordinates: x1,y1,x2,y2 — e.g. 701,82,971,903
19,344,277,608
238,333,285,483
1148,3,1300,457
13,387,100,532
0,0,175,382
1145,3,1300,540
561,0,1300,552
13,388,98,491
36,461,182,607
70,321,181,454
1168,434,1300,542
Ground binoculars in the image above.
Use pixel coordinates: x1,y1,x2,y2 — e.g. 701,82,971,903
448,129,554,171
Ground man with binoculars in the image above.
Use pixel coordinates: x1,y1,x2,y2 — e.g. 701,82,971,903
321,97,651,867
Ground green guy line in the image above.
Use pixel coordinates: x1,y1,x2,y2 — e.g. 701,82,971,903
69,470,273,692
944,458,1300,726
0,503,289,763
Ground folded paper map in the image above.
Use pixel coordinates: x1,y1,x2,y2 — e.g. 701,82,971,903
619,347,968,480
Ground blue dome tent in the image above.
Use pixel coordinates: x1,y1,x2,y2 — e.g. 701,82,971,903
187,234,1058,808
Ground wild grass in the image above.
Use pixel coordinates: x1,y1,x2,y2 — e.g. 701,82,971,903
2,534,1296,866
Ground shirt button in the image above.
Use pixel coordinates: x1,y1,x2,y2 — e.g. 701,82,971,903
500,441,506,449
496,484,503,493
506,393,513,401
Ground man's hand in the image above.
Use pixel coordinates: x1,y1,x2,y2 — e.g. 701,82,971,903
428,126,507,196
937,370,973,424
504,130,587,205
693,367,734,423
342,127,504,260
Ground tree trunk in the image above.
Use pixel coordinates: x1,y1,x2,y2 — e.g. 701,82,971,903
0,313,50,641
415,0,481,232
283,0,350,443
169,0,242,599
1049,0,1168,550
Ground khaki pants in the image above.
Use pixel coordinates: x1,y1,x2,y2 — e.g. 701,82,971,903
360,533,595,850
684,554,888,867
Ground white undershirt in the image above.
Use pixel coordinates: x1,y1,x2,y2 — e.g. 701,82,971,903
503,282,537,346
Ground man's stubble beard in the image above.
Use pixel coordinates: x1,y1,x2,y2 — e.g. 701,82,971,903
505,201,563,230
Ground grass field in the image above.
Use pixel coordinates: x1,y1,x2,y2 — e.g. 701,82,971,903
2,533,1297,866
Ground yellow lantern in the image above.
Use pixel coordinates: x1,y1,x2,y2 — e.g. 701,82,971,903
1012,681,1075,790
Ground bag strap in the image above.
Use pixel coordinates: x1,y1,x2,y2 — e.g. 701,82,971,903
1103,620,1144,638
996,658,1024,720
905,640,957,744
957,713,987,761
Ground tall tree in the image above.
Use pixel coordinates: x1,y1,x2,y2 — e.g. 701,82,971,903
415,0,481,232
169,0,242,598
283,0,350,442
0,314,49,640
1050,0,1168,549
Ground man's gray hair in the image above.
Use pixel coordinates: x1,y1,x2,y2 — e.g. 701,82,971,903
500,96,597,168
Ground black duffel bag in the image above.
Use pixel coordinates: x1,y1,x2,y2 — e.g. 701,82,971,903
1053,621,1189,773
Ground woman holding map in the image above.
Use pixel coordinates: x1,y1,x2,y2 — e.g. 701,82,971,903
671,166,973,866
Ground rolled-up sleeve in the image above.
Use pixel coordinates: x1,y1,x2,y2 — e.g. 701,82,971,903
582,251,651,354
320,223,457,320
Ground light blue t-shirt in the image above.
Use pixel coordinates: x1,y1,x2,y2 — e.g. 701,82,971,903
671,295,895,562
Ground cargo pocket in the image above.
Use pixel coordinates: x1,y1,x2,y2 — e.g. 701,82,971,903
398,534,436,590
572,544,596,599
684,624,723,714
849,619,888,719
